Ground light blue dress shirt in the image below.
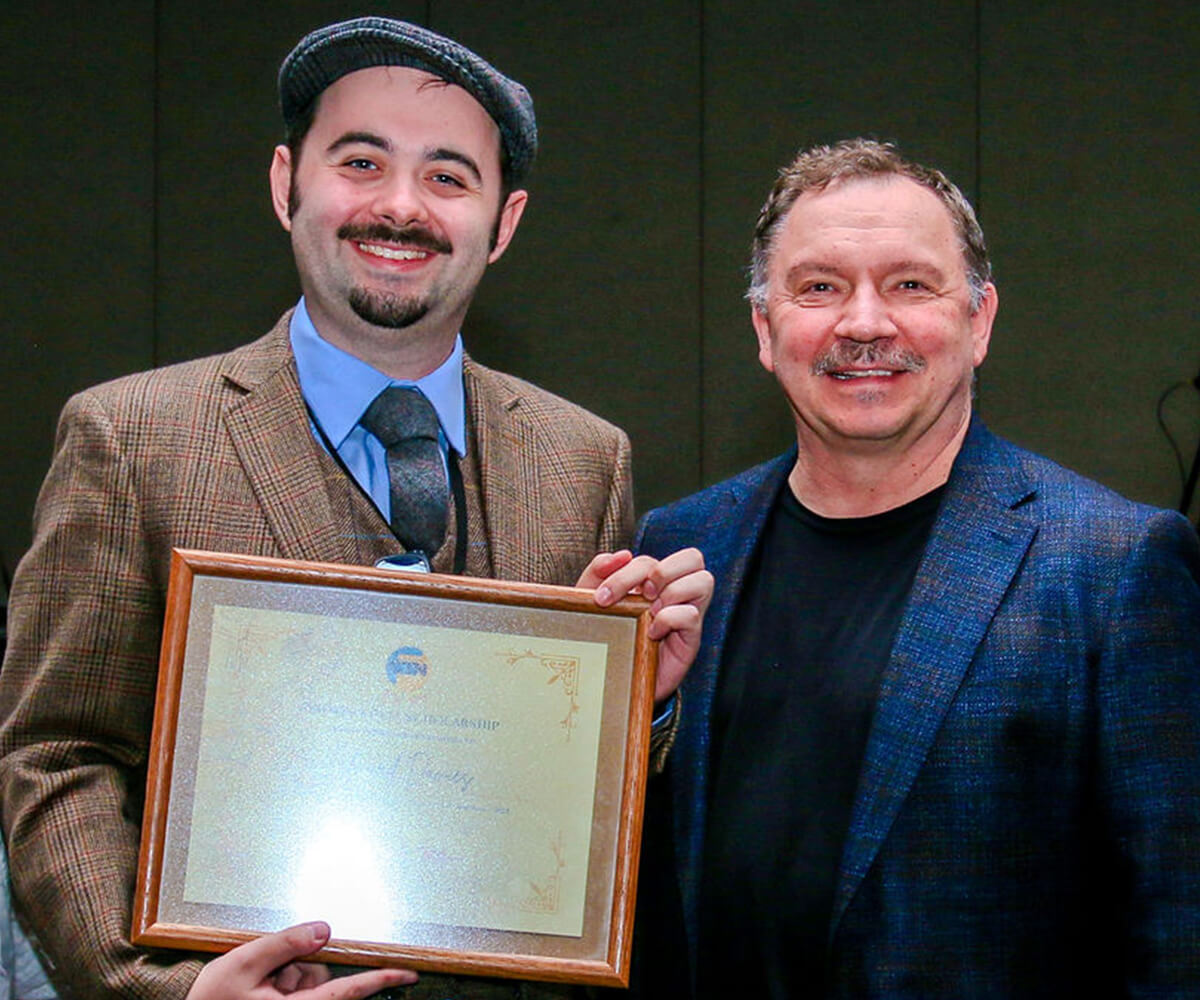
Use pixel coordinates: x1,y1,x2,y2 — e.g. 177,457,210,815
0,836,55,998
289,298,466,523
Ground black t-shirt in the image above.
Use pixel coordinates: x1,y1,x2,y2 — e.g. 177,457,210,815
697,483,944,999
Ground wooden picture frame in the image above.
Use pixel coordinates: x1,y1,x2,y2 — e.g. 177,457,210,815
133,548,657,987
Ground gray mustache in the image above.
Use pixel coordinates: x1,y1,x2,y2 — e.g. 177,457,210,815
812,342,926,375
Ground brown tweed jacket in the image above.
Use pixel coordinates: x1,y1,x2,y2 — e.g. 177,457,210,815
0,315,633,999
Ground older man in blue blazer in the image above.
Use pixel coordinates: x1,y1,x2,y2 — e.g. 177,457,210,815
632,139,1200,998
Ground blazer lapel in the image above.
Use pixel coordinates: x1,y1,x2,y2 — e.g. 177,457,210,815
663,452,794,966
830,421,1039,935
463,359,543,583
219,319,361,565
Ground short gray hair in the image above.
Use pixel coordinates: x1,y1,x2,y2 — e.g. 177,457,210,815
747,139,992,313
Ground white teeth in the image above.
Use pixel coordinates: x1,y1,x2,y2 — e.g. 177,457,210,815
831,369,895,379
358,243,429,261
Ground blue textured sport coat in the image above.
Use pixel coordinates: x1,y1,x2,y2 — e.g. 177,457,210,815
633,417,1200,998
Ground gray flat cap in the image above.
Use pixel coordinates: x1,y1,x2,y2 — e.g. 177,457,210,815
279,16,537,184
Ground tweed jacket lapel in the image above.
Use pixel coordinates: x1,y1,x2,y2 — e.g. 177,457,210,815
462,356,544,583
830,418,1039,936
218,314,365,565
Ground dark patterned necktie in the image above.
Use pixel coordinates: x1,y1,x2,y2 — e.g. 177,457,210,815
358,387,448,556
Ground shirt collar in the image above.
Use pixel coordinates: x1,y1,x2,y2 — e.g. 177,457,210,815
289,298,467,456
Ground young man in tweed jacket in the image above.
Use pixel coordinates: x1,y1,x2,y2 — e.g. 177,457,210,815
0,18,709,1000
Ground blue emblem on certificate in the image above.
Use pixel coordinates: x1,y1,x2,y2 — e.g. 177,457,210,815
386,645,429,693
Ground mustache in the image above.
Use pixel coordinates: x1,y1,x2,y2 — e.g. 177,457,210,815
811,341,927,375
337,222,453,255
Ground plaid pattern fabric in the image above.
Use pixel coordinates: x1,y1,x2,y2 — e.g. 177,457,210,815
634,418,1200,997
0,314,632,999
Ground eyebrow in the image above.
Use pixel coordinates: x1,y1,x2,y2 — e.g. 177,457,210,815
327,130,392,155
887,259,948,280
426,147,483,185
783,262,840,286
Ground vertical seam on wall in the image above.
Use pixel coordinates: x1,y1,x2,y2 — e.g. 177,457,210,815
697,0,707,490
973,0,984,411
974,0,984,228
152,0,161,369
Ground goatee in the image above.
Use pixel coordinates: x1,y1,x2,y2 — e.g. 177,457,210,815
348,289,431,329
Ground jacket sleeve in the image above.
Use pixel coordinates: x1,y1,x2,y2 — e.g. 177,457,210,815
0,391,203,999
1098,509,1200,992
597,428,634,557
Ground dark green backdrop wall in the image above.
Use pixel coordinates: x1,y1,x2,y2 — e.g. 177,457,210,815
3,1,1198,584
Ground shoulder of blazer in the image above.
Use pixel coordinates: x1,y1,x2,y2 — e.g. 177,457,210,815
948,416,1172,541
71,312,297,419
637,449,794,553
462,353,630,448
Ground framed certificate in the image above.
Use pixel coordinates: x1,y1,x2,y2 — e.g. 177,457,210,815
132,548,658,987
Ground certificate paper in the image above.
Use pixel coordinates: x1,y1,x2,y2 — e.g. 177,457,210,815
187,603,606,938
133,550,656,986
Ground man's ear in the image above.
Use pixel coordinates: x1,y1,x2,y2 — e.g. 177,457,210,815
269,145,294,232
487,189,529,263
751,303,776,374
971,282,999,367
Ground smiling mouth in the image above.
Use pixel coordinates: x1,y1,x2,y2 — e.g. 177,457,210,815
829,369,900,380
357,243,432,261
338,221,453,258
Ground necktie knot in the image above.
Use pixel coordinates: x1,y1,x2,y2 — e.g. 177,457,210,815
360,386,441,448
